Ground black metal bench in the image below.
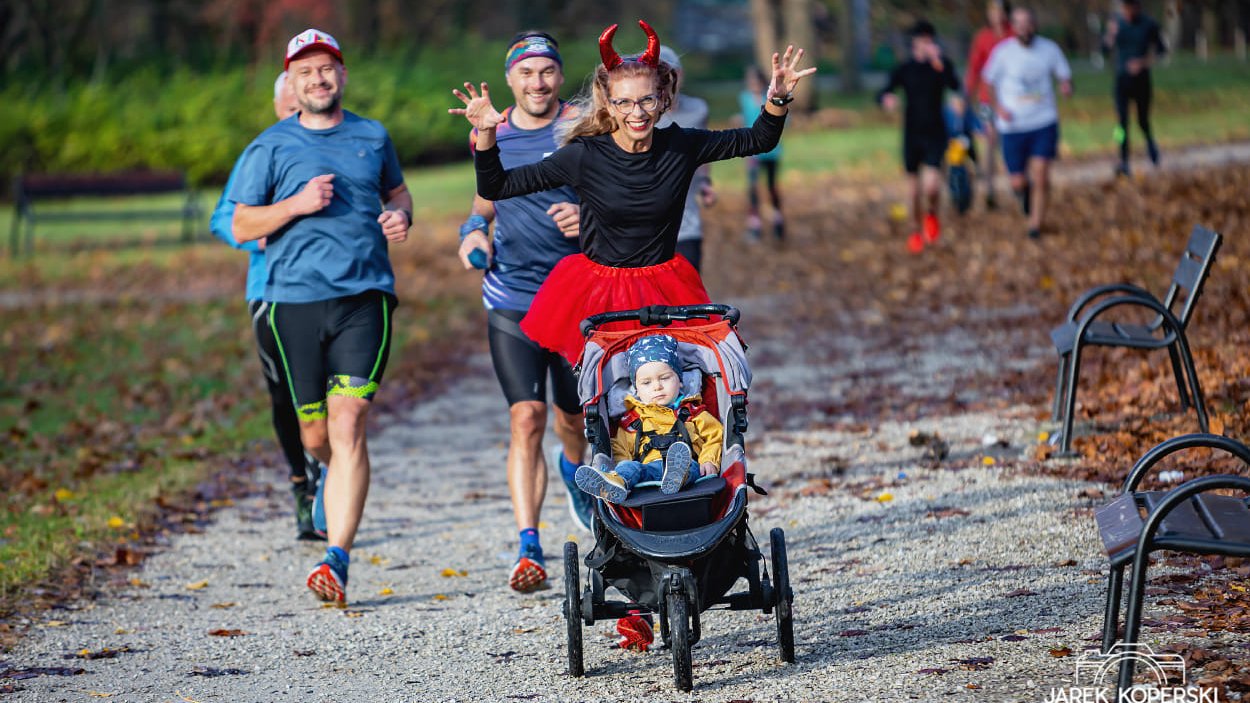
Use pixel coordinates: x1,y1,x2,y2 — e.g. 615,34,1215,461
1094,433,1250,693
8,171,202,256
1050,224,1221,455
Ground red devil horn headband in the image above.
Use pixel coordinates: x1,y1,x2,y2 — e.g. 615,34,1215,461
598,19,660,70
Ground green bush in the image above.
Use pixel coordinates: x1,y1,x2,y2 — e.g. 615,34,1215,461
0,38,605,188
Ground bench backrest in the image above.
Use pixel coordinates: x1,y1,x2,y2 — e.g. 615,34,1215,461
1162,224,1221,329
16,172,189,201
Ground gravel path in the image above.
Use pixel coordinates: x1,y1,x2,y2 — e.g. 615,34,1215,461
1,288,1127,703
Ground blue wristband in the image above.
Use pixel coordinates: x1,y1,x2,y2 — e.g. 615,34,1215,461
459,214,489,241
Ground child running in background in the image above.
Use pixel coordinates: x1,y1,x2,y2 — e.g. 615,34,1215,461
739,66,785,242
877,20,963,254
575,334,722,504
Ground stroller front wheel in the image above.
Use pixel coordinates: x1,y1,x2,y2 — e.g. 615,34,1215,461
666,591,694,691
770,527,796,663
564,541,585,677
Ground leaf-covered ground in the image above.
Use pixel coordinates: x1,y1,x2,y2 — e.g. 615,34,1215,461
4,152,1250,695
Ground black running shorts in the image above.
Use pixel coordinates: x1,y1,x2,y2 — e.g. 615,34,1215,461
903,131,947,174
268,290,397,422
487,307,581,414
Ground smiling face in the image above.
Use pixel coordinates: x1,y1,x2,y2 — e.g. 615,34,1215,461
506,56,564,120
634,360,682,406
607,73,664,150
288,49,346,115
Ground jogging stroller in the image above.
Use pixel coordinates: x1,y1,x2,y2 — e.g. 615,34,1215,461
562,304,795,692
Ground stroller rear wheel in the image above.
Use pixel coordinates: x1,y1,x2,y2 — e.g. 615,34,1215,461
667,591,693,691
770,527,795,663
564,541,584,677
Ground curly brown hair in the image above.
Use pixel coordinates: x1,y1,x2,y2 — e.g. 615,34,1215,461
556,60,679,147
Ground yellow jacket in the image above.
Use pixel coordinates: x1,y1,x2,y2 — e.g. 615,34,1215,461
612,394,723,467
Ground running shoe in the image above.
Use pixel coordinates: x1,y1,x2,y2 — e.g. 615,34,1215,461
616,611,655,652
906,232,925,254
745,214,762,243
292,480,322,541
1027,227,1041,240
575,464,629,505
922,213,940,244
554,447,593,532
661,442,691,495
509,546,547,593
306,550,348,604
772,213,786,241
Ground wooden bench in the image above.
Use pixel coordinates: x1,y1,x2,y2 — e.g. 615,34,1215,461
1094,433,1250,692
8,171,202,256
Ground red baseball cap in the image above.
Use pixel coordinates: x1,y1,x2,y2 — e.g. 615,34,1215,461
285,29,343,69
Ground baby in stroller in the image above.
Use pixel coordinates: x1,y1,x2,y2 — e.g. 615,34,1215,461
574,334,722,504
563,305,795,692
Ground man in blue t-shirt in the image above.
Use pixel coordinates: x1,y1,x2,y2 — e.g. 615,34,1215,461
457,31,588,593
209,71,326,542
230,29,413,604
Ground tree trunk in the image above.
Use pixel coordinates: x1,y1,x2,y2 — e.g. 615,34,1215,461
838,0,865,92
750,0,779,77
781,0,816,109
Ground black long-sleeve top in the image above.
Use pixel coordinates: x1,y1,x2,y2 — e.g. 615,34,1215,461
475,108,786,267
876,59,961,138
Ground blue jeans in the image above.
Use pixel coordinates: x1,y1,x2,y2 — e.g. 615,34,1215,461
615,459,696,489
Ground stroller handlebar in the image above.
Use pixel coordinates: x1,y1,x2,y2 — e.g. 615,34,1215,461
580,304,741,337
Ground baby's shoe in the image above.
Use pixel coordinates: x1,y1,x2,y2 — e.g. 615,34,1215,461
575,464,629,504
661,442,691,495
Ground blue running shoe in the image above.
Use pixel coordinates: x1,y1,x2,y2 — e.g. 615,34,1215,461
554,447,593,532
661,442,691,495
307,548,348,604
509,544,547,593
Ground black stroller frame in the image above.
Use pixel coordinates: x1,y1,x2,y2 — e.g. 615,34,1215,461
562,304,795,692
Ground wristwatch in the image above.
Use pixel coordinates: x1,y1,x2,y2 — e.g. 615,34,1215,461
768,93,794,107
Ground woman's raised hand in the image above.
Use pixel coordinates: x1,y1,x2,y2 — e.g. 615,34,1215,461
449,82,505,131
768,46,817,100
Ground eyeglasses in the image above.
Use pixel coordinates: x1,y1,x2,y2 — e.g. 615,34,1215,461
609,94,660,114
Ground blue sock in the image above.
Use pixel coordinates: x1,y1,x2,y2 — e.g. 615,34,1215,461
558,451,578,477
326,546,350,566
519,528,542,560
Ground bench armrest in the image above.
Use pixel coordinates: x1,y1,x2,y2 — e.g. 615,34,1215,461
1066,283,1159,322
1120,433,1250,494
1073,294,1181,343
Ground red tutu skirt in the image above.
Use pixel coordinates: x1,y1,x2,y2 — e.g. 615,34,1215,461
520,253,711,364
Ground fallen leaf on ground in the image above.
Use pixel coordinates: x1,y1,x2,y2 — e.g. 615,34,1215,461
184,580,208,590
209,602,236,609
207,629,247,637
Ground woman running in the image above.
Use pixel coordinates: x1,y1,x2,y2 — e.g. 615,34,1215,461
451,20,814,363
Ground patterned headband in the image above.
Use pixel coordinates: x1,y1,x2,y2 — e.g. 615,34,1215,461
505,35,563,74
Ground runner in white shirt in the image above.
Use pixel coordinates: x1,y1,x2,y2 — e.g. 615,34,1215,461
982,7,1072,240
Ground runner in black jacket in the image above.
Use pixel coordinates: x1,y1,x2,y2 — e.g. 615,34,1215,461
877,20,963,253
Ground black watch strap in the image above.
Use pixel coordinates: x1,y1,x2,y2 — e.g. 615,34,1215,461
768,93,794,107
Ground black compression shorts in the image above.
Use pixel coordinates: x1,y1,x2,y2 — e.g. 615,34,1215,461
268,290,397,422
487,307,581,414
